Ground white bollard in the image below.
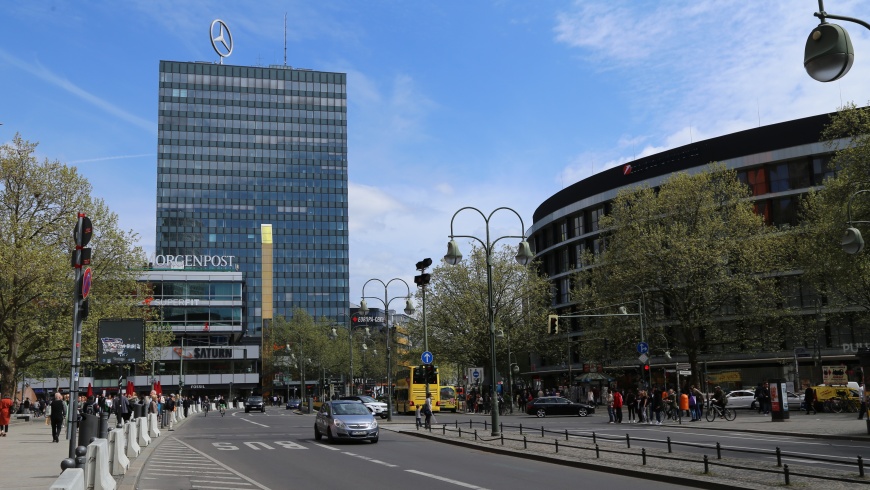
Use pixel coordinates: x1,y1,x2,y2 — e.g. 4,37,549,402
209,402,216,412
50,468,85,490
148,413,160,438
108,428,130,476
84,439,117,490
124,422,140,458
137,417,151,446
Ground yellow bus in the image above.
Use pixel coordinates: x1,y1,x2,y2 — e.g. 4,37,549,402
395,365,441,414
439,386,458,413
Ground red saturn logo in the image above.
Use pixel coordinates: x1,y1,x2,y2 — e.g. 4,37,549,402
623,164,632,175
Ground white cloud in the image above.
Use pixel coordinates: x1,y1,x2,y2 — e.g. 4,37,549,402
553,1,870,183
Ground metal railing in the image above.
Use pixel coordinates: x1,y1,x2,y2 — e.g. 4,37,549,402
417,419,869,486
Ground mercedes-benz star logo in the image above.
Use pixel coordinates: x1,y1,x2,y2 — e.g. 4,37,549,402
210,19,233,60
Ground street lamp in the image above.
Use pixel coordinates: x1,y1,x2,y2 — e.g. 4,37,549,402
331,320,371,396
804,1,868,82
444,206,534,436
359,278,415,422
842,189,870,254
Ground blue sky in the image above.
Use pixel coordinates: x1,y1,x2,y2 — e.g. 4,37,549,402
2,1,869,305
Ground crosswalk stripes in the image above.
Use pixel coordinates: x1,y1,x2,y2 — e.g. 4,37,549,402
138,438,269,490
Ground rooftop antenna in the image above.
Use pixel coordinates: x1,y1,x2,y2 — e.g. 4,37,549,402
284,13,288,66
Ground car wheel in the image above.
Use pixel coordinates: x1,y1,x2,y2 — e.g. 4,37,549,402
380,414,388,419
370,436,378,444
314,426,322,440
536,408,546,418
750,401,757,410
577,408,588,417
327,427,335,442
245,409,249,413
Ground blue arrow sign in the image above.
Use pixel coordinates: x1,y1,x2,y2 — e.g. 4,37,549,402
637,342,649,354
421,351,433,365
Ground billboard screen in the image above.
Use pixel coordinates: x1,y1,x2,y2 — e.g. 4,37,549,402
97,319,145,364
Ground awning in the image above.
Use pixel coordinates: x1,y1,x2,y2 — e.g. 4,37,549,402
575,372,614,383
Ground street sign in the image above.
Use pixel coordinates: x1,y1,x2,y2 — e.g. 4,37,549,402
679,370,692,376
636,342,649,354
638,353,649,364
421,351,433,365
676,363,690,370
81,267,92,300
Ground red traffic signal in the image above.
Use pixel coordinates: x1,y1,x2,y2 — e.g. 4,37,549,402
643,364,650,371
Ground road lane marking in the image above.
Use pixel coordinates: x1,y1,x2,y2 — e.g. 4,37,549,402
405,469,489,489
174,438,272,490
311,442,340,450
239,418,270,428
343,451,398,467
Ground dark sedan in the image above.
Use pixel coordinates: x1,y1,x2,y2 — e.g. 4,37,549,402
285,398,302,410
245,396,266,413
526,396,595,417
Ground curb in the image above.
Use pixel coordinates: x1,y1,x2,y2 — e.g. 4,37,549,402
116,416,186,490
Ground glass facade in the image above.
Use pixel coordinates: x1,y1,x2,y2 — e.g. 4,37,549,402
156,61,349,339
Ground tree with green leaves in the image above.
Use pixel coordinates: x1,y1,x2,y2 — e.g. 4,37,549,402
267,309,346,398
0,134,154,396
574,163,787,387
413,244,553,388
799,104,870,316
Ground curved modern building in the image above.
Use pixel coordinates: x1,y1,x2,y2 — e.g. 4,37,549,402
527,112,869,393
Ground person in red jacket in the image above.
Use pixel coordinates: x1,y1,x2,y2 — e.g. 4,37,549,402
613,389,624,423
0,393,13,436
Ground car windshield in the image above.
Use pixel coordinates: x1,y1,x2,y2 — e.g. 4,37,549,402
357,396,377,403
248,397,263,402
333,403,370,415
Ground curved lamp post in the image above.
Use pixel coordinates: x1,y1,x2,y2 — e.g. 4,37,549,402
804,0,869,82
842,189,870,254
359,278,415,421
331,316,371,396
444,206,534,436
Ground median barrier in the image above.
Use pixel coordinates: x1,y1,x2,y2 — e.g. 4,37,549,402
84,438,116,490
49,468,85,490
124,422,140,458
107,428,129,476
148,413,160,438
137,417,151,447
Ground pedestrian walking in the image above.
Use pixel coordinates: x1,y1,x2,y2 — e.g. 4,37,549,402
804,385,817,415
50,392,66,443
0,393,12,437
165,394,176,430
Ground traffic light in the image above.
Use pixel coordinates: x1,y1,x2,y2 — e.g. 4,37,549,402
415,258,433,286
643,364,650,372
547,314,559,334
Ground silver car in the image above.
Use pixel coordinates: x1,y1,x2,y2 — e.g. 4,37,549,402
315,400,379,443
339,395,389,419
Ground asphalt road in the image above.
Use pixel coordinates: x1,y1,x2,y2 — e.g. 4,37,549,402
431,410,870,474
133,409,693,490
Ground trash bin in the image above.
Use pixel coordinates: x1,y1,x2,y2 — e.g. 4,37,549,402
769,379,790,422
132,402,145,419
77,413,99,446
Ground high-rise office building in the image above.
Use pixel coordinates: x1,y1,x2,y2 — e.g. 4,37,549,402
156,61,349,340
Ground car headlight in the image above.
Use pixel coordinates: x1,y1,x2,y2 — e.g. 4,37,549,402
371,420,378,429
333,419,346,429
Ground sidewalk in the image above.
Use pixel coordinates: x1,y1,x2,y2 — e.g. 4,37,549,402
1,413,176,490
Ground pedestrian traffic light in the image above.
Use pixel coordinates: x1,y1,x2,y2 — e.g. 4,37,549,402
547,315,559,334
643,364,650,372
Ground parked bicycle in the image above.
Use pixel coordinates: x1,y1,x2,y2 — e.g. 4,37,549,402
705,404,736,421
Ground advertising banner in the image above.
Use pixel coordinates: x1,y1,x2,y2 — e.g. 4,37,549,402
97,319,145,364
